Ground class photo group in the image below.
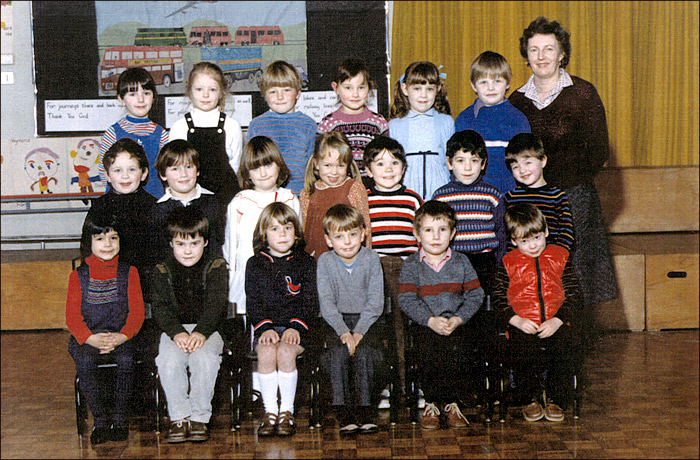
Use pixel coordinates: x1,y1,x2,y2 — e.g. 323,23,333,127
65,13,622,447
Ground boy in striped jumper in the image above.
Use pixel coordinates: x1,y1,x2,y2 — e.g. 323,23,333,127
504,133,574,253
364,135,423,407
398,200,484,430
431,129,506,294
247,61,317,196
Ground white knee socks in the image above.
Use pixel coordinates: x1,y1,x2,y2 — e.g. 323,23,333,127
278,369,298,414
258,371,279,415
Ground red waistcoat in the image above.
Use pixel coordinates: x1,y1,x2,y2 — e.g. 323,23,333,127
503,245,569,325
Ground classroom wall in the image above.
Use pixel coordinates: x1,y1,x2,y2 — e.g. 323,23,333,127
1,1,88,247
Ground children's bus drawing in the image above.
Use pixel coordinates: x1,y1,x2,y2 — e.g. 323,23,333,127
201,46,263,87
234,26,284,45
189,26,231,46
100,46,184,92
134,27,188,47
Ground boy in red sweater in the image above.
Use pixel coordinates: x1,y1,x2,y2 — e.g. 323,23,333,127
493,203,581,423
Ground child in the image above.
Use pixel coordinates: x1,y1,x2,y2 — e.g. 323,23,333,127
67,211,145,445
300,131,371,259
87,137,157,304
99,67,169,198
317,58,389,177
398,200,484,430
431,129,506,294
152,206,229,443
224,135,300,316
169,62,242,212
363,135,423,405
245,202,318,437
454,51,531,195
388,61,454,200
150,139,224,264
247,60,317,196
493,203,581,422
504,132,574,253
317,204,385,435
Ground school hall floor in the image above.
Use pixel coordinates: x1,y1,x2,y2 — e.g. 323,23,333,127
1,328,698,459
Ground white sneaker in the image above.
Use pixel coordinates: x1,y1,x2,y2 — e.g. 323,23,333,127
377,387,391,409
417,388,425,409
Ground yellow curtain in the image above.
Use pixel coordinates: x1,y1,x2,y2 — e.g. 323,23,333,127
390,1,699,167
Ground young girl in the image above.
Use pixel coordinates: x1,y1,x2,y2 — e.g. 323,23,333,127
66,211,145,445
317,58,388,178
99,67,169,198
245,202,317,437
223,135,300,315
299,131,371,259
169,62,243,212
388,61,454,200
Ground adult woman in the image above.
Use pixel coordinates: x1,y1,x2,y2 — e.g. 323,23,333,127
509,17,618,317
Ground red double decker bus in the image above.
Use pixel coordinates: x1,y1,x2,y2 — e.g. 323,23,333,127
100,46,184,92
234,26,284,45
189,26,231,46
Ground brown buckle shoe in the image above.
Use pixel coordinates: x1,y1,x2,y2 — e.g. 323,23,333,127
258,412,277,437
188,421,209,442
420,402,440,430
523,401,544,422
544,400,564,422
276,411,296,436
444,402,469,428
167,419,189,443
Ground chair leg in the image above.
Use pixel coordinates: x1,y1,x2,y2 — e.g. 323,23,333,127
75,376,87,436
573,372,581,419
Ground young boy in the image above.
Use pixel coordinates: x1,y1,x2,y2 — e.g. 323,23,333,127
398,200,484,430
504,133,574,253
317,204,385,435
87,137,157,304
151,206,229,443
493,203,581,422
454,51,531,195
247,60,317,196
431,129,506,294
150,139,224,264
363,135,423,407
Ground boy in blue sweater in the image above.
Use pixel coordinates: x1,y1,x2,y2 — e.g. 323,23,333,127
454,51,530,195
247,61,317,196
432,129,506,295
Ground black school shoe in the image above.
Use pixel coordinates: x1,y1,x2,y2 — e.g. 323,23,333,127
111,424,129,442
90,427,112,445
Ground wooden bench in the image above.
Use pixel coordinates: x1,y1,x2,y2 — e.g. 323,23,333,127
593,166,699,331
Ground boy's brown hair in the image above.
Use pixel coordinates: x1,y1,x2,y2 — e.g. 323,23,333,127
470,51,513,86
166,205,209,243
504,133,546,172
259,60,303,94
414,200,456,232
103,138,150,186
505,202,548,240
322,203,365,235
155,139,200,179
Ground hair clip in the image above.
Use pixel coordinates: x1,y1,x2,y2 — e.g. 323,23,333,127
438,65,447,80
400,73,406,84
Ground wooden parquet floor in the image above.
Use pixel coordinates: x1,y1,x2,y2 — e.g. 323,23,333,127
1,329,698,459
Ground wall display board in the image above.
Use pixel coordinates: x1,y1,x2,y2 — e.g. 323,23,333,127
1,1,387,205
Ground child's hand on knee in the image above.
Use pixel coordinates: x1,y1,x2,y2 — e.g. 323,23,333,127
260,329,280,345
428,316,450,335
280,328,299,345
509,315,539,334
340,331,356,355
174,332,190,352
536,318,563,338
186,332,206,352
445,316,463,335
